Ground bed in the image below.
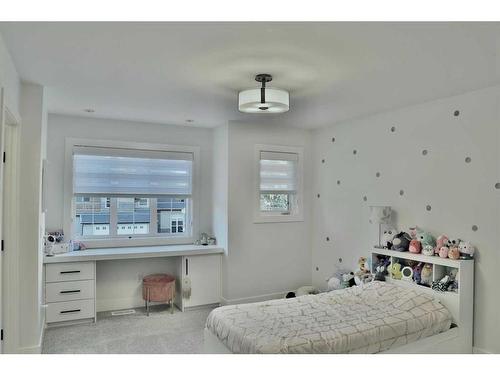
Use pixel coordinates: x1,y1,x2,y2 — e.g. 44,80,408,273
204,281,457,354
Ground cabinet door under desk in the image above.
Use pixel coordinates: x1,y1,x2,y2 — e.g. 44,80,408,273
175,254,221,311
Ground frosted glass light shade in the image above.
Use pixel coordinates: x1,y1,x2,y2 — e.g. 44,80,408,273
238,88,289,113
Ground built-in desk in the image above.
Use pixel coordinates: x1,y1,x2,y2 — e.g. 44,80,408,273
43,245,224,326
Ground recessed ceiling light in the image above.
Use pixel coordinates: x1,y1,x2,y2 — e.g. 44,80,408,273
83,108,95,113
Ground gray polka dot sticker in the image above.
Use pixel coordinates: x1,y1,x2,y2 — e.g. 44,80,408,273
331,137,336,143
317,193,320,198
399,189,404,196
472,225,478,232
315,266,319,271
496,182,500,189
326,237,330,242
426,205,432,211
422,149,428,156
363,196,367,202
390,126,396,132
454,110,460,117
338,258,343,263
353,149,357,155
376,172,381,178
465,156,472,163
337,180,341,185
321,159,325,163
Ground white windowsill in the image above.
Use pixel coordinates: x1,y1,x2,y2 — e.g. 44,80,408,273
43,244,224,264
253,213,304,224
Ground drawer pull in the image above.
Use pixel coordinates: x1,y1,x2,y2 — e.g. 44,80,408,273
60,270,81,274
60,309,81,314
60,290,81,294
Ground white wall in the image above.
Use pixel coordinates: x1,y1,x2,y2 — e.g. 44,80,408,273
0,34,20,119
222,122,312,303
311,85,500,353
18,82,47,352
46,114,215,311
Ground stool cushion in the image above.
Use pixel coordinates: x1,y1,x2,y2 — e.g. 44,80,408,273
142,273,176,302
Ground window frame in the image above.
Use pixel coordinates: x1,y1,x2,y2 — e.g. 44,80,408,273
63,138,200,248
253,144,304,223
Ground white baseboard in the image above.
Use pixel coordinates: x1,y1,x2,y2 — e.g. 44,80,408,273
18,305,46,354
473,346,493,354
221,290,287,305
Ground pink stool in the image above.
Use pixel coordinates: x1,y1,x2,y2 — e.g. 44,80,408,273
142,274,176,315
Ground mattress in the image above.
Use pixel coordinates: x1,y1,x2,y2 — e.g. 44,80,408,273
205,281,452,354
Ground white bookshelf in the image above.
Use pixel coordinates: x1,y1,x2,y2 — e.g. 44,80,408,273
370,247,474,353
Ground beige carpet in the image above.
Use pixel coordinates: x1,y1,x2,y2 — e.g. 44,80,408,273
42,305,214,354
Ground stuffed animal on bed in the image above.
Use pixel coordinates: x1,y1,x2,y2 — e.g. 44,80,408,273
434,234,449,255
412,262,423,284
458,241,475,259
342,272,356,288
381,227,397,249
416,229,436,256
392,232,412,252
420,263,433,286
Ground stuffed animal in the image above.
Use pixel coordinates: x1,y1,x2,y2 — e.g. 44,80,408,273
389,262,402,280
434,234,449,255
420,263,433,286
417,229,436,254
448,247,460,260
409,239,422,254
342,272,356,288
326,276,341,291
354,256,372,285
381,227,397,249
412,262,423,284
374,264,388,281
448,269,459,292
422,246,434,256
438,246,449,258
408,227,418,240
458,241,475,259
431,275,451,292
392,232,412,252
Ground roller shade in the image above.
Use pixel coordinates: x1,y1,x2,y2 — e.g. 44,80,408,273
260,151,298,192
73,146,193,196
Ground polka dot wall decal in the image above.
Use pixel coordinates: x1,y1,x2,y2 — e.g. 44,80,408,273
465,156,472,163
338,258,343,263
317,193,321,198
326,237,330,242
363,196,367,202
426,205,432,211
472,225,478,232
321,159,325,163
316,266,319,271
353,149,357,155
496,182,500,189
454,110,460,116
390,126,396,132
376,172,381,178
422,149,428,156
337,180,341,185
331,137,336,143
399,189,404,196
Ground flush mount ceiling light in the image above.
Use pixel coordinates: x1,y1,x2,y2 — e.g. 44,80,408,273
238,74,289,114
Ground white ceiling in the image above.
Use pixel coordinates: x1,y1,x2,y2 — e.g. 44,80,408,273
0,22,499,129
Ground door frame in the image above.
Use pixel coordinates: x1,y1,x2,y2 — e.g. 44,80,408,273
1,88,21,353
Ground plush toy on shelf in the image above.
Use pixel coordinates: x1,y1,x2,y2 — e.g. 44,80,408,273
409,239,422,254
373,256,391,281
389,262,402,280
420,263,433,286
412,262,423,284
438,246,449,258
434,234,449,255
417,228,436,256
458,241,475,259
448,246,460,260
392,232,412,252
381,227,397,249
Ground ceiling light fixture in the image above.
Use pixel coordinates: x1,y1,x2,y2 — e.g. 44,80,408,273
238,74,289,114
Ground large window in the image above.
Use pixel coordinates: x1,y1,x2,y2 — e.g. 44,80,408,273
254,145,303,223
69,143,196,245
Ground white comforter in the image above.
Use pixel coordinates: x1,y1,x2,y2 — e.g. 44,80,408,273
205,281,452,353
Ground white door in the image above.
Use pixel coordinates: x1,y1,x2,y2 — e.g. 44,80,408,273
0,87,5,353
183,254,221,308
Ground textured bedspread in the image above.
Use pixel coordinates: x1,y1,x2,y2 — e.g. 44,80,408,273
205,281,452,353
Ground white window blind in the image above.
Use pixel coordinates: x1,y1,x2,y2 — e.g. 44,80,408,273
73,146,193,196
259,151,298,192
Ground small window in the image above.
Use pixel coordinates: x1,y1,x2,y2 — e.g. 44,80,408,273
254,145,303,223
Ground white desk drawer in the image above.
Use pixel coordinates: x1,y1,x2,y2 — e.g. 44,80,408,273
46,299,95,323
45,280,95,303
46,262,95,282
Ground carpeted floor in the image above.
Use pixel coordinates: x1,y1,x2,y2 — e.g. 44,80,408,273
42,305,214,354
